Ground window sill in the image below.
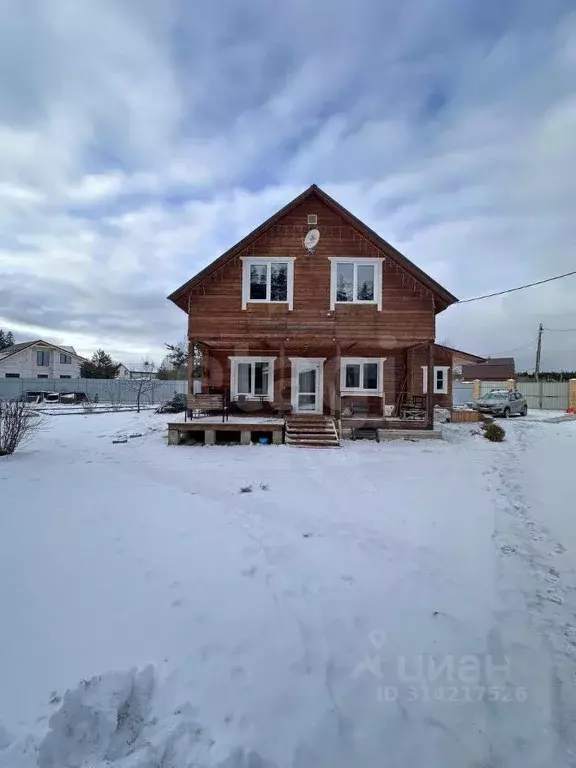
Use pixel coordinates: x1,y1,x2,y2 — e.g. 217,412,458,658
245,300,290,307
335,300,378,306
341,390,383,397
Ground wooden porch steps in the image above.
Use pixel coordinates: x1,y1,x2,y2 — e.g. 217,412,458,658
285,415,340,448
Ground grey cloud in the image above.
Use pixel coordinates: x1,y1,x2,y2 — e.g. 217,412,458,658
0,0,574,368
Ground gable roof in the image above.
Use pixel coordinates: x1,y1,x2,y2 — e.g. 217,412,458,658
461,357,515,381
0,340,87,362
434,344,486,363
168,184,458,312
0,341,35,358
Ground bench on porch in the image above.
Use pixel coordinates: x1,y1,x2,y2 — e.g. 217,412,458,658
186,393,228,422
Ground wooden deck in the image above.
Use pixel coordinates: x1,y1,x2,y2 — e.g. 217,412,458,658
167,418,284,445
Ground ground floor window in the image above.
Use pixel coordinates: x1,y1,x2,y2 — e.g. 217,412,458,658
5,373,20,378
229,356,276,400
60,375,72,379
37,374,48,379
421,366,450,394
340,358,385,395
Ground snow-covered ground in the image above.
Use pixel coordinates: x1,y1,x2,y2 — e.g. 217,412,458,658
1,411,575,767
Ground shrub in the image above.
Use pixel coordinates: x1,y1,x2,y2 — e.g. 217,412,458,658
156,393,187,414
483,421,505,442
0,399,46,456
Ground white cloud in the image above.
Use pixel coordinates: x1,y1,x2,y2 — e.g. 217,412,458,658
0,1,575,370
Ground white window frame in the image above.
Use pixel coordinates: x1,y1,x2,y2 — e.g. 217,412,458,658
229,356,276,400
421,366,450,395
340,357,386,396
241,257,295,310
329,257,384,311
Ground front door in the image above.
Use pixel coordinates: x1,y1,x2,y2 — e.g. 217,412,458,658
291,359,324,414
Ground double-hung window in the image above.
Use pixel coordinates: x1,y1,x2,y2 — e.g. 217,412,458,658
229,357,276,400
422,366,450,395
241,257,295,310
340,358,385,395
329,258,383,310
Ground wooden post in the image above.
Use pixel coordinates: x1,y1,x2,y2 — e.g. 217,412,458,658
279,341,286,416
335,341,342,419
188,339,195,394
202,346,210,393
427,342,434,429
472,379,481,400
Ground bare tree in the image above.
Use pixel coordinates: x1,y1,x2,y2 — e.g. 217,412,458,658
0,399,46,456
125,359,158,412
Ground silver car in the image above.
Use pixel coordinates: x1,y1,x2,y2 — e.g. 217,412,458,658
473,389,528,418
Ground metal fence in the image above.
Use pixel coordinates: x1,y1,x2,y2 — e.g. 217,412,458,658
0,378,188,404
478,380,569,410
452,382,475,406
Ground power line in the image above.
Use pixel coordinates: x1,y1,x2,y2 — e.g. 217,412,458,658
457,269,576,304
485,340,536,357
544,327,576,332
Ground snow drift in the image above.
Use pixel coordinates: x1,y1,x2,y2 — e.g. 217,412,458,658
0,666,273,768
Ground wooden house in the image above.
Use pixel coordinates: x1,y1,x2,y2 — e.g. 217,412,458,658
168,185,458,442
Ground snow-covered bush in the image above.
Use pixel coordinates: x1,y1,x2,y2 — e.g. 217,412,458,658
483,421,505,442
0,399,45,456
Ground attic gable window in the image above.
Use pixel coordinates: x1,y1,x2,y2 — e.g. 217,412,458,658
329,258,384,311
241,257,295,310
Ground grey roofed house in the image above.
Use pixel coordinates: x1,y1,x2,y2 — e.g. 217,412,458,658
461,357,515,381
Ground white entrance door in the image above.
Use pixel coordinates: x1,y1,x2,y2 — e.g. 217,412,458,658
291,358,325,414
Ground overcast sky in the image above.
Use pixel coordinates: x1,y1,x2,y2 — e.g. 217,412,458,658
1,0,575,370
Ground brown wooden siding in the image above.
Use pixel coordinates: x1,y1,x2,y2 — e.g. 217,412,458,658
188,195,435,348
409,345,453,409
198,345,441,415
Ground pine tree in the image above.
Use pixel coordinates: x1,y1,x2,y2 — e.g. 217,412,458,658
80,349,121,378
0,330,15,350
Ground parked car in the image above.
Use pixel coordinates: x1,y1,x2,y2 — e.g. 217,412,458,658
473,389,528,417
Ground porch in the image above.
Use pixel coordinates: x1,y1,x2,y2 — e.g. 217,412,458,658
191,341,450,430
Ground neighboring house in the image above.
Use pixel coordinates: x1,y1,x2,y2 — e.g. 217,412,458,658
117,363,157,380
168,184,458,425
0,340,87,379
116,363,132,379
462,357,515,382
436,345,486,379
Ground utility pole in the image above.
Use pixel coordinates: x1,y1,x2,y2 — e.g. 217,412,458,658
535,323,543,409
